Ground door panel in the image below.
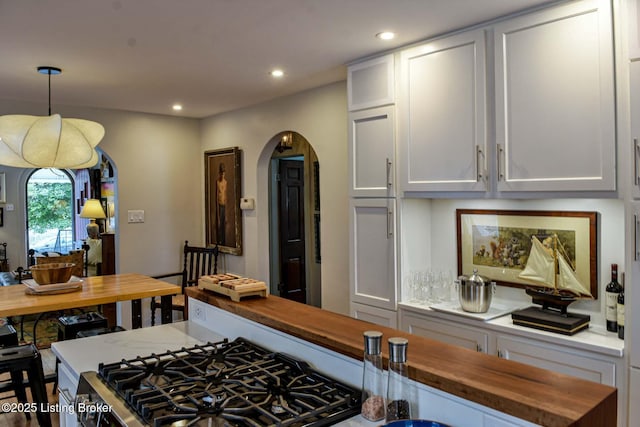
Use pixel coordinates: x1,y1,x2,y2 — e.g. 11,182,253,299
278,159,306,303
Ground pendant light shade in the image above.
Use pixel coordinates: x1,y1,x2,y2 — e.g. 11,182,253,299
0,66,104,169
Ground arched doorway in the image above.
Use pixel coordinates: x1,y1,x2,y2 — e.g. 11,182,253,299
268,131,321,307
22,148,118,274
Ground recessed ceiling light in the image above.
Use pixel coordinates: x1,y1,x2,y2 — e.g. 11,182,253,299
270,69,284,78
172,104,183,111
376,31,395,41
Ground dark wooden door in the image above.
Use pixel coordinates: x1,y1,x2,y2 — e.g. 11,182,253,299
278,159,306,303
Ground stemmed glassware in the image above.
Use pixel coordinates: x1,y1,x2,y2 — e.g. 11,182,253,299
404,269,454,305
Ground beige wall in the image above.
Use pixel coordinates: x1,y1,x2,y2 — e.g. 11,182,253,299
0,80,350,316
200,81,349,314
0,100,202,283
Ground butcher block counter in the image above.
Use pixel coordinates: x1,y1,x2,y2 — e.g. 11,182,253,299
185,288,616,427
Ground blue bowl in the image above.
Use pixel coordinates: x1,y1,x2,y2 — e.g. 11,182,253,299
384,421,451,427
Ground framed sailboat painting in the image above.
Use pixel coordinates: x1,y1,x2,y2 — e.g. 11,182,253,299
456,209,598,299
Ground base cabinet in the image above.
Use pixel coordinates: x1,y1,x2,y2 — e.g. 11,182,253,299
399,306,625,426
401,310,489,353
350,301,397,328
630,368,640,427
496,334,616,386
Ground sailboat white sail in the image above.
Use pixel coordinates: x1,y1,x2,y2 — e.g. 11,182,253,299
518,235,591,297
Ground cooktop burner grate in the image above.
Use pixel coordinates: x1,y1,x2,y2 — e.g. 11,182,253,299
98,337,360,427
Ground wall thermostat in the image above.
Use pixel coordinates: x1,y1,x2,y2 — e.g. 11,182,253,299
240,198,255,210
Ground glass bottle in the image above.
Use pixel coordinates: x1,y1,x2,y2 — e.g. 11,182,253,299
386,337,412,421
617,273,625,340
360,331,386,421
605,264,622,332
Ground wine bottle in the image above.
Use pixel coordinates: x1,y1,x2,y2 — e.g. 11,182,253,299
605,264,622,333
617,273,625,340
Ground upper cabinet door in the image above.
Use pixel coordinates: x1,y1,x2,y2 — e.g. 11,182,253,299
494,0,615,192
349,106,395,197
630,61,640,199
399,29,488,193
348,54,395,111
629,0,640,60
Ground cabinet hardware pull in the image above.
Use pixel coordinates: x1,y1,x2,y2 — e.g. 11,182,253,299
635,214,637,261
59,387,74,403
386,157,393,188
497,144,505,181
635,139,640,187
387,208,393,239
476,145,484,182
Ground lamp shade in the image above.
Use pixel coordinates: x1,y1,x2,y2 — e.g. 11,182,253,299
80,199,107,220
0,114,103,168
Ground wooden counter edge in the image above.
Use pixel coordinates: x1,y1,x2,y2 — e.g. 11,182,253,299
185,288,617,427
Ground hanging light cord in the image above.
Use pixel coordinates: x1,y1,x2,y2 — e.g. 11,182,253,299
37,66,61,116
47,70,52,116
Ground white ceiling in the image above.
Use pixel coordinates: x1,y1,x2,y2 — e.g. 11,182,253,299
0,0,555,119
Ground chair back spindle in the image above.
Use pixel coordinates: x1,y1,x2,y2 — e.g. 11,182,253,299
151,240,219,325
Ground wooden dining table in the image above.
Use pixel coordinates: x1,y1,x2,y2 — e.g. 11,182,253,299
0,273,180,329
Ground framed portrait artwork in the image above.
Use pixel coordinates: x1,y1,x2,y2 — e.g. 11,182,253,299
0,172,5,203
205,147,242,255
456,209,598,298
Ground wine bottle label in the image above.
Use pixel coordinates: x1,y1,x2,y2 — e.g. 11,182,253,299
605,292,618,321
617,303,625,327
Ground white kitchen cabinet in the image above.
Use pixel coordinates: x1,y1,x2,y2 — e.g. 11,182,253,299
496,333,617,386
401,309,490,353
350,301,398,328
629,61,640,199
398,28,488,193
629,0,640,60
347,54,395,111
494,0,615,192
398,306,626,425
349,198,397,311
630,368,640,427
348,106,396,197
56,360,79,427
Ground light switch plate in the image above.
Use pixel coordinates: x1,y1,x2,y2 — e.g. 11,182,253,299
127,209,145,223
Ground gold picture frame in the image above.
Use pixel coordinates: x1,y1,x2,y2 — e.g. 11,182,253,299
0,172,5,203
456,209,598,298
205,147,242,255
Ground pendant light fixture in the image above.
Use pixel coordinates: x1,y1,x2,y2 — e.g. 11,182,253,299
0,66,104,169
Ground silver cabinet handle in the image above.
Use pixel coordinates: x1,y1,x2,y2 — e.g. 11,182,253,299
476,145,485,182
635,214,637,261
386,157,393,188
387,208,393,239
635,139,640,187
496,144,505,181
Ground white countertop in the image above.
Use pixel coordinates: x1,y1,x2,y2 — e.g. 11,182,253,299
51,321,225,379
399,301,624,358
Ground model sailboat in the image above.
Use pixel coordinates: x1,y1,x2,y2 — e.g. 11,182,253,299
512,234,592,335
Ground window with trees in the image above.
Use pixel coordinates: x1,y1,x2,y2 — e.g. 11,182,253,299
27,168,75,254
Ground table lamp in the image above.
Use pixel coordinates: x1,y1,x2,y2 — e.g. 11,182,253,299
80,199,106,239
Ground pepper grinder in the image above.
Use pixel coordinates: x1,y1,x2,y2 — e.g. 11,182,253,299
386,337,412,421
360,331,386,421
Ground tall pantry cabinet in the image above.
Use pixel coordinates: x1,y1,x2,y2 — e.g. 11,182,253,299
348,54,398,327
627,2,640,425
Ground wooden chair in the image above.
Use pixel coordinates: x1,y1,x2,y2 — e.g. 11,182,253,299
150,241,219,326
